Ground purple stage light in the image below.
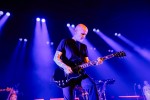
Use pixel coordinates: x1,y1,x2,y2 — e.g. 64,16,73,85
96,29,100,32
0,11,3,15
41,19,45,22
36,18,40,21
108,49,114,53
111,50,114,52
71,24,75,28
67,23,70,27
114,33,118,36
93,28,96,32
24,38,27,42
6,12,10,16
19,38,23,41
50,42,54,45
93,48,96,50
118,33,121,36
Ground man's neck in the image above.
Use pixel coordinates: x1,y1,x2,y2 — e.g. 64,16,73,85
72,37,82,43
72,37,76,41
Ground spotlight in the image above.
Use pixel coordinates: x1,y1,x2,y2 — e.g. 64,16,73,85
50,42,54,45
93,48,96,50
96,29,100,32
108,49,114,53
118,33,121,36
0,11,3,15
6,12,10,16
67,23,70,27
41,19,45,22
19,38,23,41
93,28,96,32
71,24,75,28
36,18,40,21
114,33,118,36
111,50,114,52
24,38,28,42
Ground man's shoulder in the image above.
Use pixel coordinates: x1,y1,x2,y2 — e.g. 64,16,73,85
58,38,74,46
60,38,72,41
80,42,87,47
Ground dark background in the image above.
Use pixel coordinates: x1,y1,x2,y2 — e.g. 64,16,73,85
0,0,150,100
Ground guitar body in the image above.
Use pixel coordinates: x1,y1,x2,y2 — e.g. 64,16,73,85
53,67,87,88
53,60,88,88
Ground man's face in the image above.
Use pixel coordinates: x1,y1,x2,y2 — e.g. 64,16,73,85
75,25,88,42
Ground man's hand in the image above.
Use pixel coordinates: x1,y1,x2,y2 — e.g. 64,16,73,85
96,57,103,65
64,66,73,74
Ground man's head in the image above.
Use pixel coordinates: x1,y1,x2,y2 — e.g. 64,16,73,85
73,24,88,42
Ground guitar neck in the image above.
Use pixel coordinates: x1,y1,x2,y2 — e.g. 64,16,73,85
101,54,115,60
79,54,115,69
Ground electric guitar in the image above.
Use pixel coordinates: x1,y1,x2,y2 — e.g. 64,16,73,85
53,51,126,88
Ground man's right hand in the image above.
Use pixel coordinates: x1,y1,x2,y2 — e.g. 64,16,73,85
64,66,73,74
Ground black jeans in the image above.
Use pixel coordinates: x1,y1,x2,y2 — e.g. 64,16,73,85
63,77,99,100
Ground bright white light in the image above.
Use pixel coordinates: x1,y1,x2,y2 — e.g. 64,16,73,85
67,23,70,27
93,28,96,32
114,33,118,36
24,38,28,42
36,18,40,21
0,11,3,15
6,12,10,16
118,33,121,36
71,24,75,28
19,38,23,41
96,29,100,32
41,19,45,22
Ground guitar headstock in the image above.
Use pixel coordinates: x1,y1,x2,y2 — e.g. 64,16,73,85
113,51,126,57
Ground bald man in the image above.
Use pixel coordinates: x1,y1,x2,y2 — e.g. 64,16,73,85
54,24,103,100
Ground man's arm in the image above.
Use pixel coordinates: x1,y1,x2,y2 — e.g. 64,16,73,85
53,51,73,74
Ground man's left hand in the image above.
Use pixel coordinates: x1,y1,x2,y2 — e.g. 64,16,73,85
96,57,103,65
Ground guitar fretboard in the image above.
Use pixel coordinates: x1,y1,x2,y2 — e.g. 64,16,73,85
79,54,115,69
